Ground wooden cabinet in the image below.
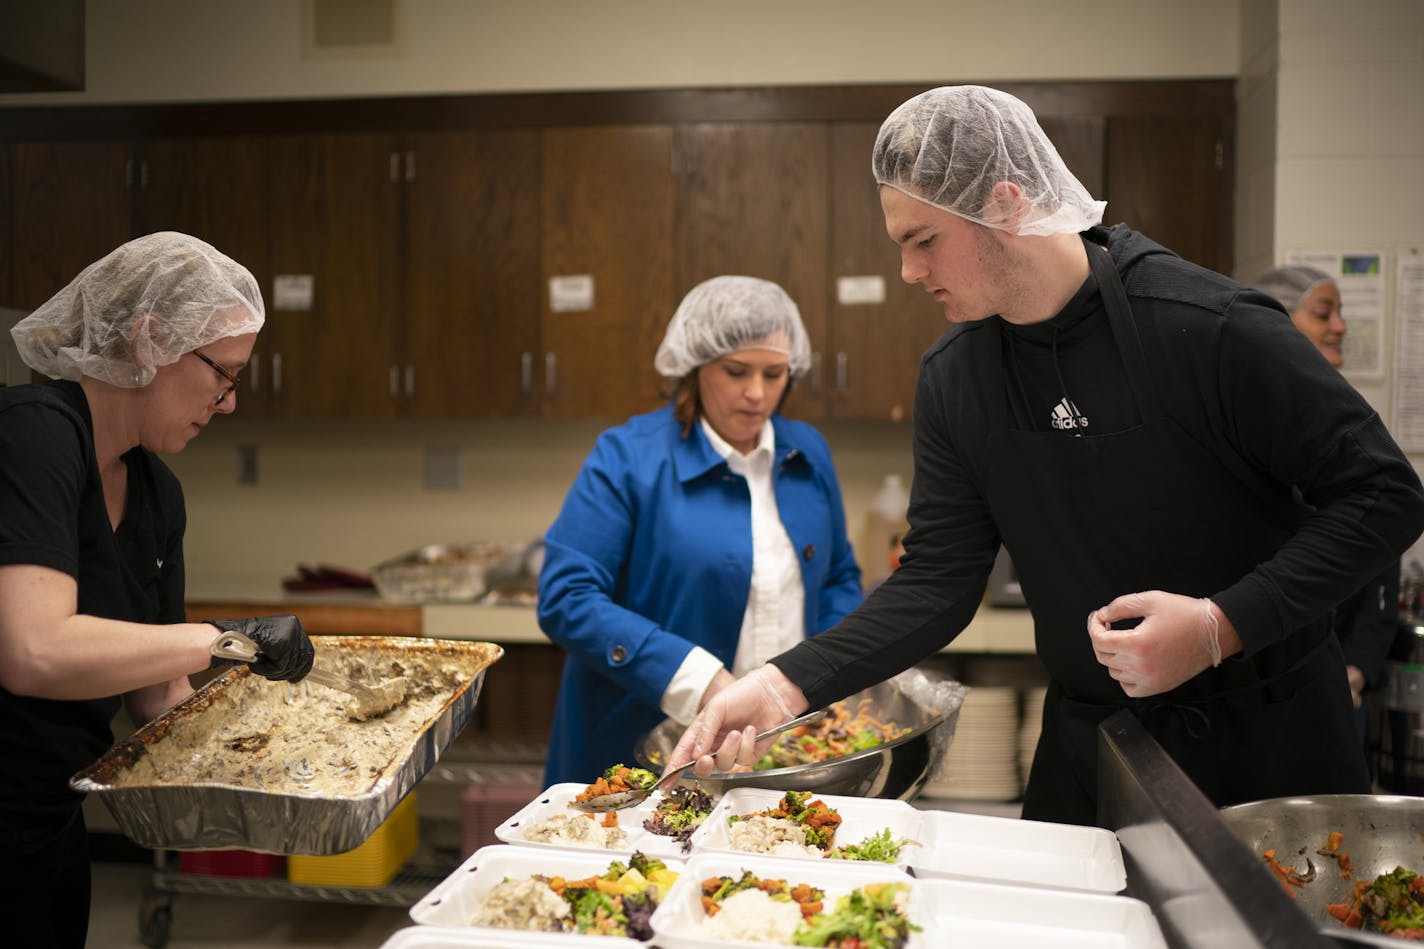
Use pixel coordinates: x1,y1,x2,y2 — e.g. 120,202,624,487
538,126,676,418
4,140,133,311
674,122,831,419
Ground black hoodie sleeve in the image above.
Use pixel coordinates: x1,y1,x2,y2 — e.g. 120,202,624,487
771,335,998,707
1206,290,1424,654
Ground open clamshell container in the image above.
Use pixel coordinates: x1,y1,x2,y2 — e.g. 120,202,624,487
410,844,684,943
688,787,920,867
380,926,597,948
649,851,919,949
906,877,1167,948
909,808,1127,893
494,783,693,859
70,637,502,855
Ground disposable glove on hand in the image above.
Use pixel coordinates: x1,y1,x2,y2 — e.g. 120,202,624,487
668,665,807,777
1087,591,1231,698
207,614,314,682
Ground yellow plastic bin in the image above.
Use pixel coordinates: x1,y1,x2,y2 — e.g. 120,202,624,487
288,792,419,888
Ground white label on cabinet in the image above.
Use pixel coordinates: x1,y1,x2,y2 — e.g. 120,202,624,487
272,274,315,311
836,275,886,306
549,274,595,312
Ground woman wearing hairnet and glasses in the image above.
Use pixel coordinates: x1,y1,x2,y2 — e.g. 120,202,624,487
0,232,315,948
537,275,864,786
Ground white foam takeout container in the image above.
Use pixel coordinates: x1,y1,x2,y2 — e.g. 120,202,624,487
688,787,920,867
906,877,1168,949
379,924,586,948
494,782,691,858
649,851,918,949
907,808,1128,893
409,844,686,945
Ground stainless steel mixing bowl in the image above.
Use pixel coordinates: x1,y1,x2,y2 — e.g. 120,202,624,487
632,675,963,801
1219,794,1424,943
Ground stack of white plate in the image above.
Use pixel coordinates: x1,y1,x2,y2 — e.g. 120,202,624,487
922,685,1021,801
1018,686,1047,793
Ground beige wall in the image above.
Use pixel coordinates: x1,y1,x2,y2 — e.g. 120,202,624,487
8,1,1424,592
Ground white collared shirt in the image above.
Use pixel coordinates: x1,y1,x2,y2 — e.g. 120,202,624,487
658,418,806,724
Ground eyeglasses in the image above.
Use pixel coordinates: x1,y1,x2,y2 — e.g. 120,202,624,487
190,348,240,406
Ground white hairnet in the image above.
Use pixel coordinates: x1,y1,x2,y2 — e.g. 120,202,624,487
653,275,812,380
873,85,1106,236
11,231,264,387
1252,265,1336,313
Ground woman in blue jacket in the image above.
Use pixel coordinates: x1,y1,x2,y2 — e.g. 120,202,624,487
538,275,863,785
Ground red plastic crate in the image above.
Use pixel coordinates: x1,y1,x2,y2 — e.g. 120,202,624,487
460,781,542,859
178,849,285,878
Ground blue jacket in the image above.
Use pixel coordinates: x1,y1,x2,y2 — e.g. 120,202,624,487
538,404,863,785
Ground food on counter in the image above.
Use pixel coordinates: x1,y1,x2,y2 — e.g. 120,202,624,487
111,647,480,796
827,827,921,863
698,870,917,947
470,852,676,938
728,790,842,852
755,699,910,771
644,784,715,851
525,813,630,850
574,764,658,804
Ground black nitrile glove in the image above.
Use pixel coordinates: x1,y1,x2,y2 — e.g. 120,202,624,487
207,614,314,682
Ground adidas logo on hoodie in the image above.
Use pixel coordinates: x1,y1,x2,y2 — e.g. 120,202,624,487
1050,397,1089,431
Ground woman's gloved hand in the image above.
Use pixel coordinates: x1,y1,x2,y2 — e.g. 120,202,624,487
1087,591,1242,697
668,665,808,777
207,614,314,682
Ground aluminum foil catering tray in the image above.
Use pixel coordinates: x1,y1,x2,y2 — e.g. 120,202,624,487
70,636,502,855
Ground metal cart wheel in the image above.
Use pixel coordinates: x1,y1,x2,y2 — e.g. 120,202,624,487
137,884,173,949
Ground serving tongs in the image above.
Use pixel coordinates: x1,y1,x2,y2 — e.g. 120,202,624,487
569,707,829,813
210,630,409,721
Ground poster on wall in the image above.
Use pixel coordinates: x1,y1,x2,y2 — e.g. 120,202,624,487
1391,250,1424,453
1284,249,1387,380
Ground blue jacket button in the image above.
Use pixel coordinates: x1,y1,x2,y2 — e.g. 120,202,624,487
610,645,628,662
803,544,815,561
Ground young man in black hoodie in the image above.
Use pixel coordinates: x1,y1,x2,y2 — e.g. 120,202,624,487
670,85,1424,826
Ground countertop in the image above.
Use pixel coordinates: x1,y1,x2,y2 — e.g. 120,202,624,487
185,581,1036,652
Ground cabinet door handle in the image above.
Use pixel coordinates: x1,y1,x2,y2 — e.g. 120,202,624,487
404,365,415,397
545,353,557,396
810,352,822,396
389,152,400,182
389,365,399,398
249,354,261,393
405,150,416,182
521,352,533,396
835,352,848,390
271,353,283,396
139,159,149,190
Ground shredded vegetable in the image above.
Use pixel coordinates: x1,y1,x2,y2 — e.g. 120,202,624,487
756,699,909,770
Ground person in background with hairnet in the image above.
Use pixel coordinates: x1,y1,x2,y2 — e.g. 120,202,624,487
669,86,1424,827
538,275,862,785
0,232,315,948
1252,264,1400,734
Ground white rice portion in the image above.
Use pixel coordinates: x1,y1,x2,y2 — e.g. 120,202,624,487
524,813,629,849
727,815,823,858
699,888,804,943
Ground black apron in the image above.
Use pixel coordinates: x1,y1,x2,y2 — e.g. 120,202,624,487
984,238,1368,826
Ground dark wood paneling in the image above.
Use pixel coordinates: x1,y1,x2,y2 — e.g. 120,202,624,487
1107,115,1229,272
675,123,830,420
0,81,1236,140
405,129,541,417
827,121,945,422
7,140,132,310
540,126,676,418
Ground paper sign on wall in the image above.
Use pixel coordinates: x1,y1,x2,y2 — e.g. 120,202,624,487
272,274,315,311
837,275,886,306
549,274,595,312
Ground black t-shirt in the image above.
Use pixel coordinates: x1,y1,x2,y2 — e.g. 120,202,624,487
0,380,186,850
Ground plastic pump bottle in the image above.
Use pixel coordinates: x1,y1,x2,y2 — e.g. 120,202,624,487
861,474,910,588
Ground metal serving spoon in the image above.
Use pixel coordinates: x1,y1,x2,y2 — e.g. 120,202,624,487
568,708,829,813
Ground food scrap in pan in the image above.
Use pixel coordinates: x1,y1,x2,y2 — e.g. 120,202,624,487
755,698,910,771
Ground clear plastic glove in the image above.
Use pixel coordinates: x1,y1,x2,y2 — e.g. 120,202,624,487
667,665,808,777
207,614,314,682
1087,591,1237,698
698,668,736,712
